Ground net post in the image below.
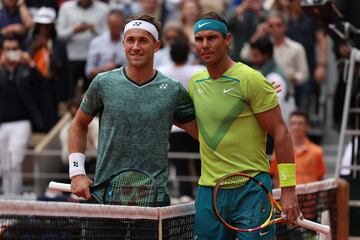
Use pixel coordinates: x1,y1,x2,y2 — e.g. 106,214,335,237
336,178,349,240
158,207,163,240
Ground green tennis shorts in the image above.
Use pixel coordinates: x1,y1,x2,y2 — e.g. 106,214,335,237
194,172,275,240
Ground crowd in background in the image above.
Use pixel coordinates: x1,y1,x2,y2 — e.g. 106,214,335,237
0,0,359,196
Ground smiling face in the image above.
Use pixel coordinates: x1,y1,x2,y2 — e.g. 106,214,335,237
123,28,160,68
194,30,231,66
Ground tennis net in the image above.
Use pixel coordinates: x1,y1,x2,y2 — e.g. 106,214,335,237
273,178,348,240
0,201,194,239
0,178,347,239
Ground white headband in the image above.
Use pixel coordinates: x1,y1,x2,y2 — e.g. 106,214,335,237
124,20,159,40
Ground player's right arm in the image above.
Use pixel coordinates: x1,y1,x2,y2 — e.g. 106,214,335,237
69,109,94,199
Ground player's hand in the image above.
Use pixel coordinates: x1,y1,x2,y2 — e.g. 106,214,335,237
71,175,93,199
280,186,301,224
271,81,282,94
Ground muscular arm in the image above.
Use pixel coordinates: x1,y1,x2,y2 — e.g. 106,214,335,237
255,106,300,222
69,108,94,153
69,108,94,199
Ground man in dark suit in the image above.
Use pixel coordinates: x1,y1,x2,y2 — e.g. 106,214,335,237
0,35,45,195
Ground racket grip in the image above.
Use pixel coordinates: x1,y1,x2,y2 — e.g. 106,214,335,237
48,181,72,192
296,218,330,235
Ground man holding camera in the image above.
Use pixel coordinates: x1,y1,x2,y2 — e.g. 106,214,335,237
0,36,45,195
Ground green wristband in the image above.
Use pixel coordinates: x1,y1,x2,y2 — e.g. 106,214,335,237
278,163,296,187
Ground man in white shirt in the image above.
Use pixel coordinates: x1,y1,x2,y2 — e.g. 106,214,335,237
56,0,109,97
267,12,309,110
85,9,127,80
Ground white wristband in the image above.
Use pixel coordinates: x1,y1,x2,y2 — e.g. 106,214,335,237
69,153,86,178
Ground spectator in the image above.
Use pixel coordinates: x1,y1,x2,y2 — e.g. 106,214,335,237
267,12,309,110
85,9,126,80
0,0,33,43
139,0,161,20
26,7,67,130
128,0,163,24
160,0,181,24
249,36,295,123
158,38,204,89
276,0,328,114
154,21,194,68
176,0,202,45
25,0,59,15
106,0,137,17
224,0,266,61
199,0,225,14
158,38,204,198
56,0,108,98
270,109,327,187
0,36,46,194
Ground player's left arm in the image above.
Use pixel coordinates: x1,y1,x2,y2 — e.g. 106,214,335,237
255,106,301,223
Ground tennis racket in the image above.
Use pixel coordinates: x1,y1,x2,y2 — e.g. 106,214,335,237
49,168,158,207
212,172,330,235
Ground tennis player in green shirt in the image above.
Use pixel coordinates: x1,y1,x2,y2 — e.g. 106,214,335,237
189,11,301,239
68,14,198,207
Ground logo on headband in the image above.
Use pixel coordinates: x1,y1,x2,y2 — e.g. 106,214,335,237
132,21,142,27
198,22,210,28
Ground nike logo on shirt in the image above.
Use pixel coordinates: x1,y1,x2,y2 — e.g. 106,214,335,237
223,87,234,93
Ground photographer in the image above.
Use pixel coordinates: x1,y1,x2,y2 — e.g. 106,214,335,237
0,35,45,195
0,0,33,43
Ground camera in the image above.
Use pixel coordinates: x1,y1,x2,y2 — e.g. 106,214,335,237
7,50,21,62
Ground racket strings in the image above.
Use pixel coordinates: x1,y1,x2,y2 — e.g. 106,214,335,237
214,174,273,231
104,171,157,207
234,180,271,229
